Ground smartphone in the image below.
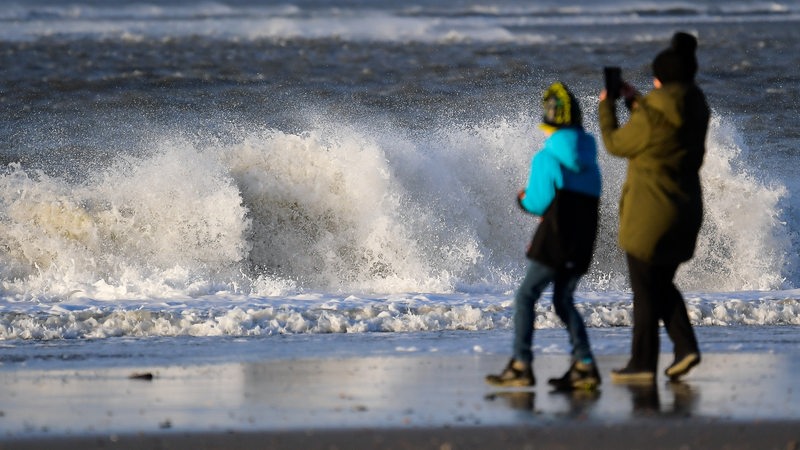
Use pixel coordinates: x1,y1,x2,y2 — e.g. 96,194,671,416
604,66,622,99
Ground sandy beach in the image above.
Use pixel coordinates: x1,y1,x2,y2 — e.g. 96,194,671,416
2,352,799,449
3,1,800,449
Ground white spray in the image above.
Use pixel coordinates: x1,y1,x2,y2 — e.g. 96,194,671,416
0,113,793,300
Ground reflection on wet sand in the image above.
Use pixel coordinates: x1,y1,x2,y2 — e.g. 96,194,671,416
626,381,699,417
558,389,602,419
483,380,700,421
484,391,536,411
484,388,602,419
1,353,798,440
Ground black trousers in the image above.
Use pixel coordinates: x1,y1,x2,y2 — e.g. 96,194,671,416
626,254,700,372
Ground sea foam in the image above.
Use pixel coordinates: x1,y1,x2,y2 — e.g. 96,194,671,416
2,291,799,340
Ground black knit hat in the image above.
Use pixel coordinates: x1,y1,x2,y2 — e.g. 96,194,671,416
670,32,698,81
652,49,686,83
653,31,699,83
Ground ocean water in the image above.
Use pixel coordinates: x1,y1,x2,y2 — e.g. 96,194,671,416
1,0,800,367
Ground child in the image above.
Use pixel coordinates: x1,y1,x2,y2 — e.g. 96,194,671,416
486,82,603,391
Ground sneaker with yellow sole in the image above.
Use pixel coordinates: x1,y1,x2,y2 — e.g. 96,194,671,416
610,366,655,383
665,353,701,380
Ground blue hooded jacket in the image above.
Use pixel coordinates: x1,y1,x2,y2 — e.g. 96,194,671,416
519,126,602,273
520,127,602,215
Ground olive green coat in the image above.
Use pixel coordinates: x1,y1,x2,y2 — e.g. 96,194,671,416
599,83,709,265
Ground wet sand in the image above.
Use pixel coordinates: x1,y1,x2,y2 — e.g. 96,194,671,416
2,353,799,449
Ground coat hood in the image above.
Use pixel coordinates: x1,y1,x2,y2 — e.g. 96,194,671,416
542,127,597,174
542,127,582,172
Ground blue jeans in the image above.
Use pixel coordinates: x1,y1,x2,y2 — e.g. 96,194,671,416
513,260,594,364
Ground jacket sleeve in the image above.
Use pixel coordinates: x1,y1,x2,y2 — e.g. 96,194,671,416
519,151,562,216
599,97,651,158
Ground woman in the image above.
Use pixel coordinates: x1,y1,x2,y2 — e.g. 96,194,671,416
598,33,710,382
